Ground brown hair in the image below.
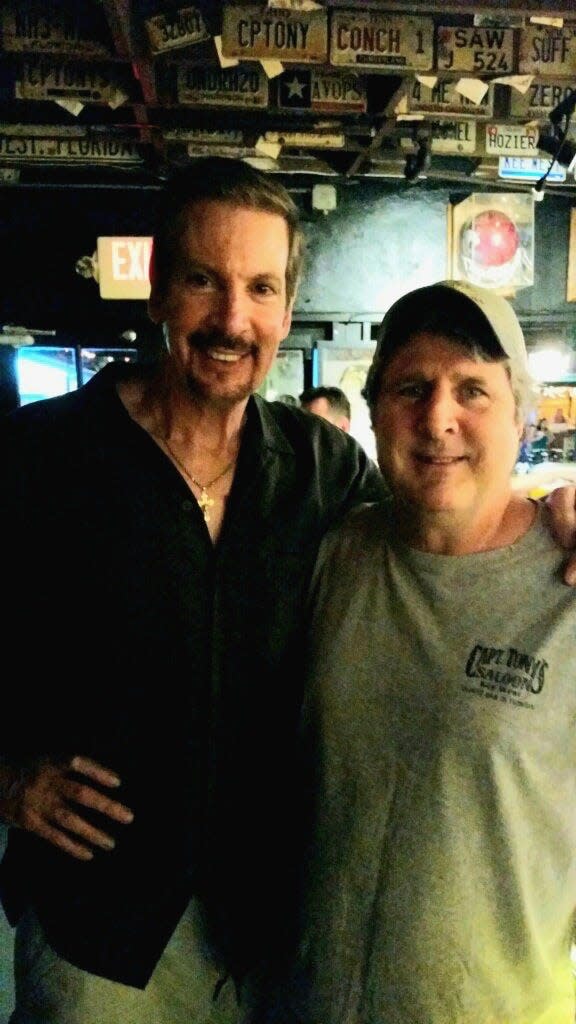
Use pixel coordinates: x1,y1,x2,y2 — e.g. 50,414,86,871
150,157,305,306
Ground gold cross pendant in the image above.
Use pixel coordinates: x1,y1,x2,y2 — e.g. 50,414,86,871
197,488,215,523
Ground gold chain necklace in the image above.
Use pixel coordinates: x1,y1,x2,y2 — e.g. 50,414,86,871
162,438,235,523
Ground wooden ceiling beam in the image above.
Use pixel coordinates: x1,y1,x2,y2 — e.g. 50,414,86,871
100,0,161,152
325,0,576,13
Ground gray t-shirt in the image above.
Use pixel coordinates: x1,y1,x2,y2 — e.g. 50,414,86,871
293,501,576,1024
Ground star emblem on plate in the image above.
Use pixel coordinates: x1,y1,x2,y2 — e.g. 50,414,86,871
285,74,307,100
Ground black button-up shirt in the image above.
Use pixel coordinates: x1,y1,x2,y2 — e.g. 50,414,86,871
0,362,385,987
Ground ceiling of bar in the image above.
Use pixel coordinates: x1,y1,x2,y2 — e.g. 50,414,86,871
0,0,575,193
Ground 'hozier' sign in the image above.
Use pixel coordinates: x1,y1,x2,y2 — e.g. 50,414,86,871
278,69,367,113
485,123,539,157
97,237,152,300
221,4,328,63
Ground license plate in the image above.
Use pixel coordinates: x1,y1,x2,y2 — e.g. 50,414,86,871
0,134,142,163
145,7,210,55
221,5,328,63
401,120,477,155
176,65,269,108
264,131,345,149
330,13,433,70
406,78,493,117
499,156,566,182
519,24,576,76
437,25,514,73
1,8,111,56
485,124,539,156
15,60,125,104
278,69,366,113
510,79,576,118
164,129,245,145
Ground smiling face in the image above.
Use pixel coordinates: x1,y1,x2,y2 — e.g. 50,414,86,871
373,331,523,526
148,199,293,408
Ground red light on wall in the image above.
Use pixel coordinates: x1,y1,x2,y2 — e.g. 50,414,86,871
469,210,520,267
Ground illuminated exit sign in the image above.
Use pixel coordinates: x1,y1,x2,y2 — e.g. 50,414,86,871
97,236,152,299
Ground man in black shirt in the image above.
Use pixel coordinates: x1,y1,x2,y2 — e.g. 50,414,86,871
0,157,384,1023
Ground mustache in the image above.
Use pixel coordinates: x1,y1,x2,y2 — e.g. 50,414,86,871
187,330,253,355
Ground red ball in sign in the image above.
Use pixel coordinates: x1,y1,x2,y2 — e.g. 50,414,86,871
470,209,519,267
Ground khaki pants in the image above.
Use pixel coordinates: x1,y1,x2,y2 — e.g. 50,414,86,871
10,901,241,1024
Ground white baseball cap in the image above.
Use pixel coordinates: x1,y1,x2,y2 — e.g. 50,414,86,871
363,279,529,404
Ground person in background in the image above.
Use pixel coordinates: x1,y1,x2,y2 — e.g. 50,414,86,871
517,421,536,463
528,418,551,463
266,281,576,1024
553,407,568,424
0,157,385,1024
535,417,550,440
300,385,351,433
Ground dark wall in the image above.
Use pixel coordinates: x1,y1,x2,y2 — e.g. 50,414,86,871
299,183,449,316
0,185,160,346
0,180,574,343
298,180,575,320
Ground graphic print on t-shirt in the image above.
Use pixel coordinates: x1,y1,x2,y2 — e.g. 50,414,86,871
462,642,548,710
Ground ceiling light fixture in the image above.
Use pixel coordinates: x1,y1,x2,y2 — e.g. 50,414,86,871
0,325,55,347
404,137,430,184
548,88,576,129
312,183,337,214
537,132,576,176
528,345,572,383
535,86,576,199
0,329,34,347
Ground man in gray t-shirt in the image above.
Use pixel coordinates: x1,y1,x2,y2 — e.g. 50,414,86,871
276,281,576,1024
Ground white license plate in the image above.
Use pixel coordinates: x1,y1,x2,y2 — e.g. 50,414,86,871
485,124,539,157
